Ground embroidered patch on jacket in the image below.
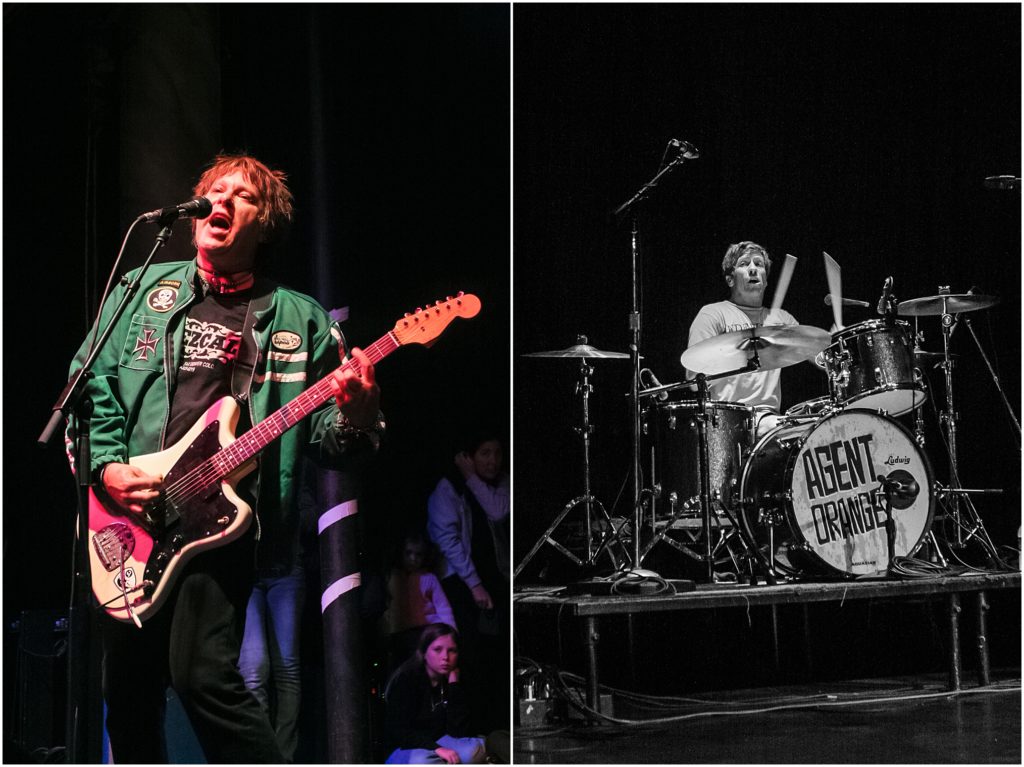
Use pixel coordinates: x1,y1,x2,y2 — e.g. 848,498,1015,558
133,328,161,362
147,286,178,313
157,279,182,289
271,331,302,351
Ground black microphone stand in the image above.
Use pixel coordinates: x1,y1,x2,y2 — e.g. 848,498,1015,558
38,216,178,763
613,145,697,575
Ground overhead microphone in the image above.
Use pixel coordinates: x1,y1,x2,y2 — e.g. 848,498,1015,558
138,196,213,224
824,295,870,308
641,368,669,400
668,139,700,159
876,276,894,316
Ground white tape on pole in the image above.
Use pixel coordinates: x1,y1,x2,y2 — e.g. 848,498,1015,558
318,499,358,534
321,573,361,613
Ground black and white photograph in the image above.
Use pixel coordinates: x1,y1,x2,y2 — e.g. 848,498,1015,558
512,4,1020,764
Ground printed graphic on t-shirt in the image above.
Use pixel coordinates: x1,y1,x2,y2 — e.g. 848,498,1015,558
181,317,241,373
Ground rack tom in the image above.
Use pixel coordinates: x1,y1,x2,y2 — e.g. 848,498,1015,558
823,319,926,416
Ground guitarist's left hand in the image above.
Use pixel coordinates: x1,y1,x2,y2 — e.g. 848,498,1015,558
329,346,380,429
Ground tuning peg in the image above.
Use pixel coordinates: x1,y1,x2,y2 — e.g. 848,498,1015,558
446,295,453,301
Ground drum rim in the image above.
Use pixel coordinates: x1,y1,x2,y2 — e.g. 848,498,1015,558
653,399,755,414
838,385,928,416
739,407,936,578
830,317,912,341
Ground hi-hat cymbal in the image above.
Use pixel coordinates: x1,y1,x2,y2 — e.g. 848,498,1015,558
522,343,629,359
681,324,831,375
898,294,1000,317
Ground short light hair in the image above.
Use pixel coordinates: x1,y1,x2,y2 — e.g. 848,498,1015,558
721,241,772,281
192,153,294,242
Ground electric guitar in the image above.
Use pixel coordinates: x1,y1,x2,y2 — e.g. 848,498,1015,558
89,292,481,625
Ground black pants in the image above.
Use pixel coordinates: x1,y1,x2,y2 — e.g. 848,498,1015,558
100,538,283,763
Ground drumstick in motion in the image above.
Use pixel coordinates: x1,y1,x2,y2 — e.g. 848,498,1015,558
769,254,797,316
823,251,844,330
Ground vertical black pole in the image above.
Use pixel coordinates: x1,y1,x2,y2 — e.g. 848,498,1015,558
66,406,103,763
317,469,365,762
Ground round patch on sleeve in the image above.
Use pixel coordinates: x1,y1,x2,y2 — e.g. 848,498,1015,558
272,331,303,351
146,287,178,313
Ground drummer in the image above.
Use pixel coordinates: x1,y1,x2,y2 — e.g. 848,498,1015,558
683,241,798,435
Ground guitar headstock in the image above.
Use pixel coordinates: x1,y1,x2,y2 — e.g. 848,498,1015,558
392,292,482,347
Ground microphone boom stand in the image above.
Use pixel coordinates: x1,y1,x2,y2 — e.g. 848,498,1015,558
613,149,695,575
38,217,178,763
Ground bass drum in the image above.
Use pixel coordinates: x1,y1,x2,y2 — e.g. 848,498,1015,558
738,410,934,577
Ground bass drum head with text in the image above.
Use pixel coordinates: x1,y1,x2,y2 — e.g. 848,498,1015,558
740,409,934,577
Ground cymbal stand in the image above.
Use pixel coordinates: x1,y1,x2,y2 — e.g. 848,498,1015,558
936,287,965,547
514,354,620,577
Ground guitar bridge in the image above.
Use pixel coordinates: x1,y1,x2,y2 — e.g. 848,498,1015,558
92,523,136,572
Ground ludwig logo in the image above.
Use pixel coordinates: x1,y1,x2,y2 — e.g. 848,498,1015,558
884,455,911,466
272,331,302,351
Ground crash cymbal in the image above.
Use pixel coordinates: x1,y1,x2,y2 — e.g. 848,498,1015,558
681,324,831,375
914,350,959,359
897,294,1000,317
523,343,629,359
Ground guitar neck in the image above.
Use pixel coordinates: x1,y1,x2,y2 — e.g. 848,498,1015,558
216,331,397,475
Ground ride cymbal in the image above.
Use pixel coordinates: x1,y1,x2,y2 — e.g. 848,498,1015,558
898,294,1000,317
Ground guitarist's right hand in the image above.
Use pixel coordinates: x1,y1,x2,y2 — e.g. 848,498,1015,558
101,463,164,515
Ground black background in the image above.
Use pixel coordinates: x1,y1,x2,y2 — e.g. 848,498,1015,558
513,4,1021,570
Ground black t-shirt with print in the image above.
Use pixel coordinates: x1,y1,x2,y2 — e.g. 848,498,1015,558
165,288,253,446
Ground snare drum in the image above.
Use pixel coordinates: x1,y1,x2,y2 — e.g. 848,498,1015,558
738,409,934,577
824,320,926,415
642,401,755,515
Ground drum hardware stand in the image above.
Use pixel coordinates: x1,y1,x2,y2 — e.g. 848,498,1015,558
912,326,927,447
935,286,968,548
959,316,1021,447
514,353,623,578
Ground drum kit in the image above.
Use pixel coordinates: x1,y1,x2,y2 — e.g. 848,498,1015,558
516,287,1012,585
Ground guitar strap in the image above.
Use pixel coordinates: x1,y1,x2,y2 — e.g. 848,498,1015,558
231,278,276,402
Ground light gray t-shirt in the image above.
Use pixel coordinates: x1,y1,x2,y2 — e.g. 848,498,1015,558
683,300,798,411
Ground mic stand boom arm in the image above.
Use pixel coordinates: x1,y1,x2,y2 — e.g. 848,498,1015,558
961,316,1021,447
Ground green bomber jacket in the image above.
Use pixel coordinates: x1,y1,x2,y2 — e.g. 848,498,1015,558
68,259,380,571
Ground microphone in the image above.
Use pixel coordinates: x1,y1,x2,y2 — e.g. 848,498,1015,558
669,139,700,159
138,196,213,224
948,286,977,340
641,368,669,400
876,470,920,509
876,276,894,316
825,295,870,308
983,175,1020,190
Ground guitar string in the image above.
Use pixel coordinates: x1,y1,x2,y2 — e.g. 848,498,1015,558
161,302,465,505
160,333,399,506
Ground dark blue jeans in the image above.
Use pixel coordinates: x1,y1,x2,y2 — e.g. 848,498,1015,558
238,568,306,762
100,539,283,763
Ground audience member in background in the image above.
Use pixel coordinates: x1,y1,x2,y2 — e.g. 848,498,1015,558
383,624,486,765
427,431,509,731
382,531,457,670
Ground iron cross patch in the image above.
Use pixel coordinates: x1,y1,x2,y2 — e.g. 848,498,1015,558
133,328,161,361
